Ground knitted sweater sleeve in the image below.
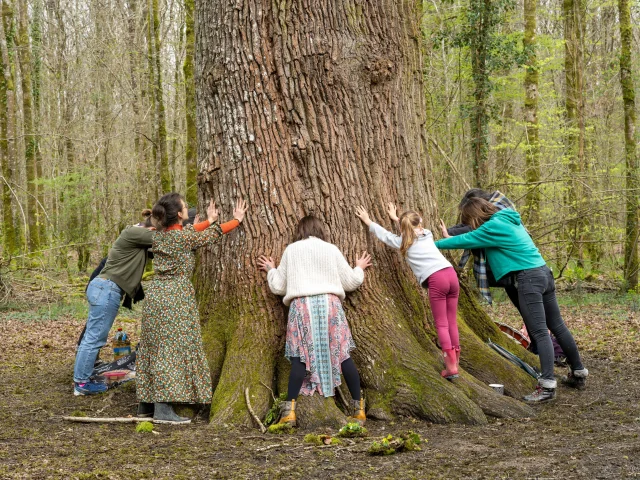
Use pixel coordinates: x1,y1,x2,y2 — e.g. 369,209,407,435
335,247,364,292
267,249,288,296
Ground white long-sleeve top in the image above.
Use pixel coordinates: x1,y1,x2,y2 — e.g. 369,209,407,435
369,222,452,285
266,237,364,306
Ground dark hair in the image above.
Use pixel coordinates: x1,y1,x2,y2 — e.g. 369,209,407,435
459,197,499,230
140,208,153,228
183,207,197,226
151,193,185,231
293,215,326,242
460,188,493,207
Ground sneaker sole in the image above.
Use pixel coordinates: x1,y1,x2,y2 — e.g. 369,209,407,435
523,397,556,404
152,419,191,425
74,389,108,396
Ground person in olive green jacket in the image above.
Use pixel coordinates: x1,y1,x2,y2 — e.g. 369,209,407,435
73,210,155,396
435,197,588,403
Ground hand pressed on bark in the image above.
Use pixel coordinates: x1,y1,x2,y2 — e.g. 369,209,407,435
232,198,248,223
355,251,372,270
205,199,219,224
355,206,372,227
257,256,276,272
439,219,451,238
387,202,400,222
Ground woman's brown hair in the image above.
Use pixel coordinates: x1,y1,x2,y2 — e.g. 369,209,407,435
151,192,184,231
459,197,499,230
293,215,326,242
399,211,421,257
140,208,153,228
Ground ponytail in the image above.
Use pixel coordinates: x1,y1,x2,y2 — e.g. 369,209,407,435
151,192,184,231
399,211,421,257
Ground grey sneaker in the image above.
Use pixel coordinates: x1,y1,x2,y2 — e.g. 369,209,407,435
523,385,556,403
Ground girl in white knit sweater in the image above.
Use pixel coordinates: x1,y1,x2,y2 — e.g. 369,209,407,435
258,215,371,427
356,204,461,380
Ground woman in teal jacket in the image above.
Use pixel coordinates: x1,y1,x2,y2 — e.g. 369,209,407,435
435,197,588,403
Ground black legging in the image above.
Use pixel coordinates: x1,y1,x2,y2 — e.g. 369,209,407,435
287,357,361,401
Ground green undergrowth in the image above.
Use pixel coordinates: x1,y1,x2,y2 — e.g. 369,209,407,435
368,431,424,456
263,393,287,426
267,423,294,434
303,433,343,445
337,422,368,438
135,421,154,433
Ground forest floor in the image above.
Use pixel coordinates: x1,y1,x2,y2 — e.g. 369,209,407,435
1,276,639,479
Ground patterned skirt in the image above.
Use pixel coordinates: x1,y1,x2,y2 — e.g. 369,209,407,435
285,294,356,397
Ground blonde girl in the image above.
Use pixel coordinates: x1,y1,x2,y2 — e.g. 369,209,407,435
355,204,460,378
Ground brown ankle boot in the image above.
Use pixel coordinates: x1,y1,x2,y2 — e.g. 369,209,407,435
278,399,296,427
441,349,459,379
348,398,366,425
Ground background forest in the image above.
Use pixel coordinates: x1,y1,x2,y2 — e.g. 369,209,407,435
0,0,638,291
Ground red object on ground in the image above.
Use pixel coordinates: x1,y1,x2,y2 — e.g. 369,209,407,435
494,322,530,349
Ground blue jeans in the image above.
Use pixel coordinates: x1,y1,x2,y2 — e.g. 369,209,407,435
517,266,584,388
73,277,123,383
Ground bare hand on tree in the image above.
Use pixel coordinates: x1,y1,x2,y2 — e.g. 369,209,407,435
233,198,248,223
257,255,276,272
387,202,399,222
355,251,372,270
206,199,219,224
439,219,450,238
355,206,372,227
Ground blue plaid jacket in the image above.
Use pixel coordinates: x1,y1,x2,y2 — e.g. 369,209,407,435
456,191,518,305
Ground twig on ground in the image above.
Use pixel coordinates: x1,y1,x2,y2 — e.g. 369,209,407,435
255,444,283,452
62,416,154,424
259,381,276,402
245,387,267,433
335,386,350,412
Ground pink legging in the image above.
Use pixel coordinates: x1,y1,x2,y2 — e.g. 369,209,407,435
425,267,460,351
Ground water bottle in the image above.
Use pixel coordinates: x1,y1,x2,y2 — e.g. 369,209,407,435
112,327,131,360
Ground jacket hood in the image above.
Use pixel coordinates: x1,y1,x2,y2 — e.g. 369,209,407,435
493,208,521,226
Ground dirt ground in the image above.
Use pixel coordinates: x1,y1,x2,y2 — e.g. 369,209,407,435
1,289,639,480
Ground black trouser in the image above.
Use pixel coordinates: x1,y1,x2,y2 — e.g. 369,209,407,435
516,266,584,387
287,357,361,401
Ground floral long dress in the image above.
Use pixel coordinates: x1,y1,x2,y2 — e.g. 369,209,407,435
136,222,223,404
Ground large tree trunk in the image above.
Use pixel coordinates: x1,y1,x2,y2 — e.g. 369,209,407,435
183,0,197,205
195,0,536,426
17,0,39,252
563,0,587,265
618,0,638,290
0,0,18,254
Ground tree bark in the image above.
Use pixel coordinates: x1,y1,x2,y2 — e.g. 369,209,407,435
195,0,536,426
147,0,170,194
0,0,18,254
563,0,587,265
469,0,491,187
618,0,638,290
17,0,39,252
523,0,540,228
183,0,196,205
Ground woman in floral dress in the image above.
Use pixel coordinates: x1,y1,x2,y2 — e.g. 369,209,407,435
136,193,247,424
258,216,372,426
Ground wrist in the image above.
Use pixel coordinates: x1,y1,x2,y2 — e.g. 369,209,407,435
233,217,242,224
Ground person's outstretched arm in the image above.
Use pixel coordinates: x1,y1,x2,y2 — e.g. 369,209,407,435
355,205,402,249
193,198,248,234
435,222,497,250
